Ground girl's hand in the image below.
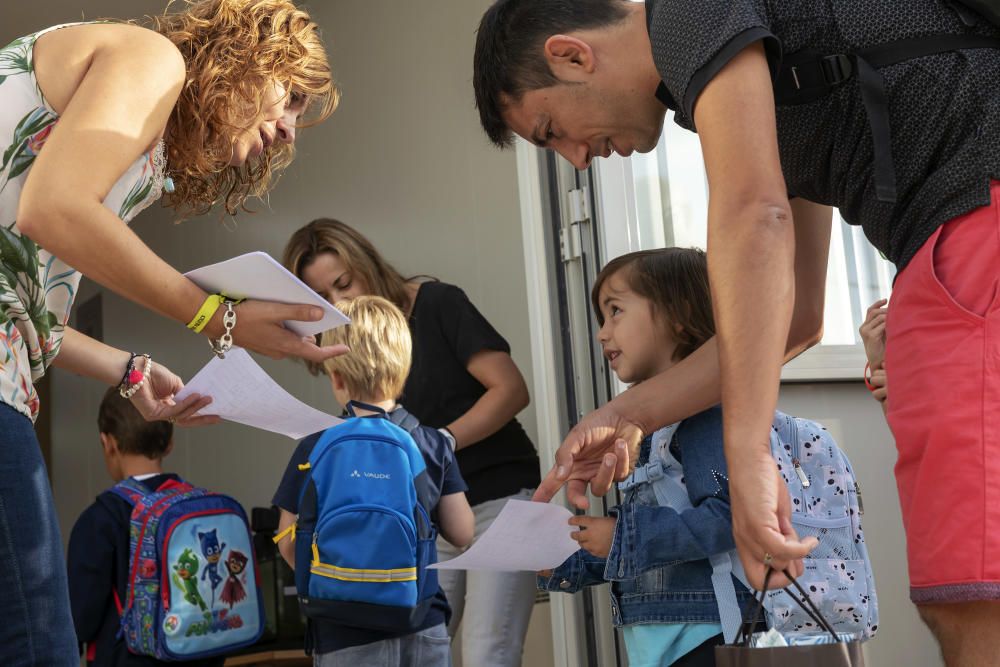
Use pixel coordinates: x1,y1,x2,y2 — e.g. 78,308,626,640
204,300,349,363
568,516,616,558
859,299,888,370
869,367,888,404
533,401,643,509
129,358,220,427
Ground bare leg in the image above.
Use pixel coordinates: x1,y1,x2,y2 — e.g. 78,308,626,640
918,601,1000,667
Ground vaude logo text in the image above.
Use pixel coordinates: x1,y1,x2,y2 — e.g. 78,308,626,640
350,469,391,480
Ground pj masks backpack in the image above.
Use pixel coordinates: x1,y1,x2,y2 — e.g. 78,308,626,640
109,477,264,660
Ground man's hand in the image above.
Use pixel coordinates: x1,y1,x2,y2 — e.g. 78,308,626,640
692,41,824,592
729,448,818,589
568,515,617,558
532,401,643,508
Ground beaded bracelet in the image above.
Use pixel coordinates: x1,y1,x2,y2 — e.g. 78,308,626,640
118,353,152,399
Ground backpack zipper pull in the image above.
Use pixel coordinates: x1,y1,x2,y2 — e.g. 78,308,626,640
792,458,810,487
312,533,320,565
855,481,865,516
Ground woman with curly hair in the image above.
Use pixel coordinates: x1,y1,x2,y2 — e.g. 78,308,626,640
0,2,343,662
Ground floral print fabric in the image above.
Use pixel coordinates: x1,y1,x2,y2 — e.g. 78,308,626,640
0,24,164,420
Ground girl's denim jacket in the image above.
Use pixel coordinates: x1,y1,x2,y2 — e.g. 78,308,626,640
539,405,753,627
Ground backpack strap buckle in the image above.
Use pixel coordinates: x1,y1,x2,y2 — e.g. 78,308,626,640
789,53,853,90
820,54,854,86
617,461,665,491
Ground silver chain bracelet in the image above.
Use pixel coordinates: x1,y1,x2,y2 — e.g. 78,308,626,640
209,299,238,359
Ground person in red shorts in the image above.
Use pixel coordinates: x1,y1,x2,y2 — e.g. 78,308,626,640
472,0,1000,663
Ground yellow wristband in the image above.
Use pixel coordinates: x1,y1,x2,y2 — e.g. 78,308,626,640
187,294,225,333
272,523,297,544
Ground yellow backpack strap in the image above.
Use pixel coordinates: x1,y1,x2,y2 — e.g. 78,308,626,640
272,522,297,544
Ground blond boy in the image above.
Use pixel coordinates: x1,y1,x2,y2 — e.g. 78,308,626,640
272,296,473,666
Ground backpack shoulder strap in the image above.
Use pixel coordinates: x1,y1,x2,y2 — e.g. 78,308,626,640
774,33,1000,203
385,408,440,515
387,407,421,435
108,477,153,508
155,477,191,494
107,476,191,508
710,550,751,644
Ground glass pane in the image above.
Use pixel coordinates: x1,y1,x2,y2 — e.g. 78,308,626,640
627,111,896,347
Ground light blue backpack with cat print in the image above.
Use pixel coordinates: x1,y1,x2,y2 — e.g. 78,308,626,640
630,412,878,643
763,411,878,640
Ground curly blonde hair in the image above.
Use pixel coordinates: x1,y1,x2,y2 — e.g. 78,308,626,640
143,0,338,215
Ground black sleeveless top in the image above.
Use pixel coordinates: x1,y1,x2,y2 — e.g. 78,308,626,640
646,0,1000,269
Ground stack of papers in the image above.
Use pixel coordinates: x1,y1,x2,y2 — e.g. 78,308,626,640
185,251,349,337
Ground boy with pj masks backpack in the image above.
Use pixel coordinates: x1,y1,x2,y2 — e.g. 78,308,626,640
67,388,224,667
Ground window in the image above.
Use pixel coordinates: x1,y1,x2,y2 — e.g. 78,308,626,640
594,111,895,380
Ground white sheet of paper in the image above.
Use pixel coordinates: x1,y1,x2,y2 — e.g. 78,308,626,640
429,500,579,572
184,251,349,337
175,348,342,439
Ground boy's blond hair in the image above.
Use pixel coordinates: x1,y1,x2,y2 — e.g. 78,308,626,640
320,296,412,400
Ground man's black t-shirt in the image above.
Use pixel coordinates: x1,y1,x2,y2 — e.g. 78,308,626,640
646,0,1000,270
67,474,224,667
271,409,468,654
400,281,539,506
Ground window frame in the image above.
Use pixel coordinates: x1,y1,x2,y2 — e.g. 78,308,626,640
591,131,890,382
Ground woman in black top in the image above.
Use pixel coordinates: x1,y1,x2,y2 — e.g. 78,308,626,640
283,218,541,667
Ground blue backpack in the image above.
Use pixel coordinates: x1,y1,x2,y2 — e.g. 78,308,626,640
764,411,879,640
621,411,878,643
294,402,439,632
108,477,265,660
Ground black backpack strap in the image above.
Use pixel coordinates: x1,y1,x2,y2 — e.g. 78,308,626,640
855,56,897,202
774,34,1000,203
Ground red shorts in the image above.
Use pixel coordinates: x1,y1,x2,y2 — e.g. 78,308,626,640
886,181,1000,604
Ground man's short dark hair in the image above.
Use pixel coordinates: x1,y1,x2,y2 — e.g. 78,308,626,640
97,387,173,459
473,0,630,148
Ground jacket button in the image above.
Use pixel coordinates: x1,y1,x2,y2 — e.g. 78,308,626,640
559,579,571,589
